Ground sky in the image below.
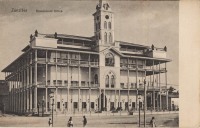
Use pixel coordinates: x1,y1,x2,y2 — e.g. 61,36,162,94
0,0,179,87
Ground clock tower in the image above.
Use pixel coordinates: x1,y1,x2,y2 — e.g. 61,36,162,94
93,0,115,50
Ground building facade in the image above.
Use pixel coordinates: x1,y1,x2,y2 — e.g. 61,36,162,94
2,0,171,115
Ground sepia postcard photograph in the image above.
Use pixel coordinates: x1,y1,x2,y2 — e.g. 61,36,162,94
1,0,196,127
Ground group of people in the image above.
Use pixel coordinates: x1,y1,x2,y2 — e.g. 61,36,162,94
48,116,155,127
67,116,87,127
48,116,87,127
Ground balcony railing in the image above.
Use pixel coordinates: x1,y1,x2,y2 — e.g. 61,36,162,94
71,81,79,87
37,58,46,63
90,62,99,66
120,63,144,70
120,82,167,90
80,60,89,66
70,59,79,66
120,48,144,55
58,41,91,47
34,58,99,66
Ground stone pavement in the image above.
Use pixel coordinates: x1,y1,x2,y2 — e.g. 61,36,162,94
0,113,178,127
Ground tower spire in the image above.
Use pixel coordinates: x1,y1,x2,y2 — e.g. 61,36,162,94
96,0,111,11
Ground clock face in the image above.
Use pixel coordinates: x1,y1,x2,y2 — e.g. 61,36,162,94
105,15,109,19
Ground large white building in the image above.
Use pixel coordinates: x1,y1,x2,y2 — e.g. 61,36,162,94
2,0,171,115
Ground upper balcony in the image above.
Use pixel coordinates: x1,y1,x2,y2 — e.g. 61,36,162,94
120,63,144,71
120,47,144,55
36,80,99,88
120,82,167,91
36,58,99,67
57,41,91,50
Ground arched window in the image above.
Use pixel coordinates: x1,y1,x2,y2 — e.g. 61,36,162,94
105,75,109,88
108,22,111,29
109,33,112,42
104,21,107,29
111,75,115,88
104,32,107,42
105,53,114,66
94,74,98,84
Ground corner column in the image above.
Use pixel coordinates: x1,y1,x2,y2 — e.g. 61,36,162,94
165,63,168,110
159,61,162,110
34,49,38,113
152,60,155,110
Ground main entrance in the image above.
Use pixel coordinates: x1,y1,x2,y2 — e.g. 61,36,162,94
98,93,107,111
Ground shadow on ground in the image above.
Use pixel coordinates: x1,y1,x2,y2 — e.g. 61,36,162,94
163,117,179,127
108,122,138,124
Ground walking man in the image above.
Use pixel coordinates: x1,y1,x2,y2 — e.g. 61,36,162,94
48,118,52,127
83,116,87,127
150,117,156,127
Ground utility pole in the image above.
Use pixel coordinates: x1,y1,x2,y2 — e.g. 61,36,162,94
138,95,141,127
42,100,44,117
144,79,146,127
52,98,54,127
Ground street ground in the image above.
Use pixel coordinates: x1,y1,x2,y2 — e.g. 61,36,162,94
0,112,178,127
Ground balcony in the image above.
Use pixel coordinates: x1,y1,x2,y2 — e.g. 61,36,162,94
120,63,128,70
37,58,46,63
69,59,79,66
81,81,99,88
120,48,144,55
37,80,68,87
35,58,99,67
120,83,128,89
130,83,137,89
71,81,79,87
120,63,144,71
90,62,99,67
80,60,89,67
57,41,91,50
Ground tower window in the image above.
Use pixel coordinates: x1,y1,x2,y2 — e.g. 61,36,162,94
98,23,100,30
105,53,114,66
96,23,98,30
111,75,115,88
104,21,107,29
104,32,107,42
105,75,109,88
94,74,98,84
99,33,101,40
109,33,112,43
108,22,111,29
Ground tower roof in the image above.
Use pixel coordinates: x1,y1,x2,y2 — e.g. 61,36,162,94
96,0,111,11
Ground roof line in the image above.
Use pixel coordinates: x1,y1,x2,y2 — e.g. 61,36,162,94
2,49,31,72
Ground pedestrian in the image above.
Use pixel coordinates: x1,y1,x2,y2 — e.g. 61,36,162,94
150,117,156,127
83,116,87,127
48,118,52,127
67,117,73,127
